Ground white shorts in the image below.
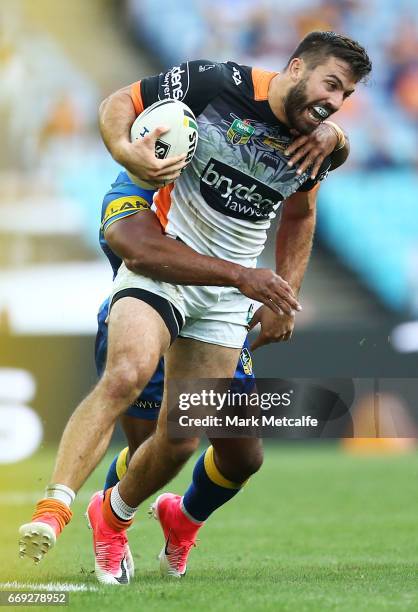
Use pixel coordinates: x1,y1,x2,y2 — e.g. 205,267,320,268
110,262,253,349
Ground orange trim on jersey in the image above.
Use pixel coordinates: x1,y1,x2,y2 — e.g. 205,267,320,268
252,67,278,101
154,184,175,229
130,81,144,115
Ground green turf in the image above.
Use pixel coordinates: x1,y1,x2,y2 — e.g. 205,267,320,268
1,444,417,611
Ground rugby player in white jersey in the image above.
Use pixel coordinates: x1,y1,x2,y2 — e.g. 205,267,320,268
19,31,371,583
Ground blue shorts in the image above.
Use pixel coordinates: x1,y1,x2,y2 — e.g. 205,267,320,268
95,298,255,420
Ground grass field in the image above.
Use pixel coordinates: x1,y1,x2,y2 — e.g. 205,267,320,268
1,444,417,611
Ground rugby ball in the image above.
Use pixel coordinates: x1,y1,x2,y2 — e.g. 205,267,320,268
127,99,198,189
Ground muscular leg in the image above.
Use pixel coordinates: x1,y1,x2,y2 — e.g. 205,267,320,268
120,415,156,458
210,437,264,483
103,416,156,491
51,297,170,492
179,437,263,525
118,337,241,507
19,297,171,563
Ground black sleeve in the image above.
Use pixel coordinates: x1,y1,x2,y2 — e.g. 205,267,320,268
140,60,226,117
297,156,332,192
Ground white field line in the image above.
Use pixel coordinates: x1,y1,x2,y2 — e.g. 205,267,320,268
0,581,98,592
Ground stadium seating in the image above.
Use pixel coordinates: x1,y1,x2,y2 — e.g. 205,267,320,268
318,170,418,312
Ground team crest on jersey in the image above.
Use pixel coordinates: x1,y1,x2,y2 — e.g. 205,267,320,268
226,118,255,145
240,347,253,376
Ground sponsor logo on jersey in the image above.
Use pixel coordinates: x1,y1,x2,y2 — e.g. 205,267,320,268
262,136,288,153
102,196,150,229
232,66,242,86
317,166,330,182
159,63,190,101
199,64,216,72
227,119,255,145
200,158,282,220
155,139,171,159
240,347,253,376
133,399,161,410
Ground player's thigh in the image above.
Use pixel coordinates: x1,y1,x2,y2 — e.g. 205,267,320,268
165,337,241,379
150,338,239,450
106,297,171,376
153,338,239,451
159,337,241,432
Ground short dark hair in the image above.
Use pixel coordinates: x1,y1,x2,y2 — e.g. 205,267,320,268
287,31,372,82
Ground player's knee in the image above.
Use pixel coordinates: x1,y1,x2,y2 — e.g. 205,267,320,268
240,445,264,478
100,363,150,406
167,437,200,465
221,444,264,482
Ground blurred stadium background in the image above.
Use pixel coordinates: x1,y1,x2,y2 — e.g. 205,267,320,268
0,0,417,455
1,2,418,607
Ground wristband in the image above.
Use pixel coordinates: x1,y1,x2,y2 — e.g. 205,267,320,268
323,121,346,151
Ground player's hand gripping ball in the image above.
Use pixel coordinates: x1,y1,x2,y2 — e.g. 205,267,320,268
127,99,199,188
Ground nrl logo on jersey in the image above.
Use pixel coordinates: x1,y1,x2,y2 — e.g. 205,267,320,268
226,118,255,145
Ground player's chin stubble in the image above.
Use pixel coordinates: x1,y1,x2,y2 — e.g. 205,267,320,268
283,77,315,135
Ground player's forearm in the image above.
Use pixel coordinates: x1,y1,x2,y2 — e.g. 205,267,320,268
112,231,246,288
99,89,136,165
275,208,316,295
128,243,245,287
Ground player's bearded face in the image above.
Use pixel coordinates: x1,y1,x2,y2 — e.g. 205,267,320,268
283,76,332,135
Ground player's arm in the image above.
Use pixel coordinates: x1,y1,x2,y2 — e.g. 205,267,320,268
249,186,318,349
99,85,186,186
105,210,301,315
99,60,226,187
274,186,318,294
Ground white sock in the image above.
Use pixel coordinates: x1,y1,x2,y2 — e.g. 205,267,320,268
110,483,137,521
45,484,75,507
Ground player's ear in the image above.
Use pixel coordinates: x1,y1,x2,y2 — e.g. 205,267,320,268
288,58,304,82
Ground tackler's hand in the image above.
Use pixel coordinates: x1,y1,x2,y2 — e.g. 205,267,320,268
285,122,340,180
249,306,296,351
